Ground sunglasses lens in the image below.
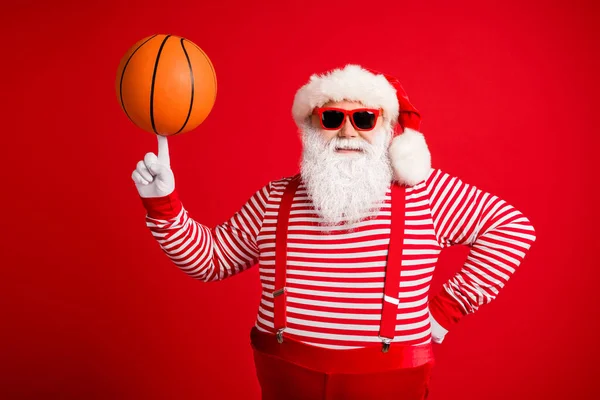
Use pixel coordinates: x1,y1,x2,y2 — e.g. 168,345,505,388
352,111,376,130
321,110,345,129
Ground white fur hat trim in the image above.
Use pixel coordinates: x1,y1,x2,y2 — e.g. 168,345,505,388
292,64,399,126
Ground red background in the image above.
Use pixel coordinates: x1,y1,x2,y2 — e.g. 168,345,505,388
2,0,598,398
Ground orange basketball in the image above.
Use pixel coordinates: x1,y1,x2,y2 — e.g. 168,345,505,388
115,34,217,136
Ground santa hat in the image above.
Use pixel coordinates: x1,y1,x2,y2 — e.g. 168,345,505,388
292,64,431,186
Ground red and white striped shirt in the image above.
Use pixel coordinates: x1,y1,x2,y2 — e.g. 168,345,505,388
140,168,536,349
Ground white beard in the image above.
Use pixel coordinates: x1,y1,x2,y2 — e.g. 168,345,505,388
300,123,393,228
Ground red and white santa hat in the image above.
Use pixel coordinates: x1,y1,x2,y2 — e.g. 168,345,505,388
292,64,431,186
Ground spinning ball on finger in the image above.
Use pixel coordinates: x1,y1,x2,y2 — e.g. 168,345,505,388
116,34,217,137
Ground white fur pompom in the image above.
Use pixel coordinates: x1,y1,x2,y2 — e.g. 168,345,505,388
389,128,432,186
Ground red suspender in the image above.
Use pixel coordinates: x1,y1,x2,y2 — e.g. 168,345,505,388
273,174,301,343
379,182,406,352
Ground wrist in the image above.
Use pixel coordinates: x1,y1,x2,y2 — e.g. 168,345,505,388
428,288,466,331
140,190,183,219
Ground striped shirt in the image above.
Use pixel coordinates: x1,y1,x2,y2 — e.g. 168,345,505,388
141,168,536,349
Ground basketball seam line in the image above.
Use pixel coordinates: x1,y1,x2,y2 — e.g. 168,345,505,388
119,34,158,124
176,38,195,135
184,39,217,103
150,35,172,135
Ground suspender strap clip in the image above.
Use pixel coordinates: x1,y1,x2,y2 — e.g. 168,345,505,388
379,336,392,353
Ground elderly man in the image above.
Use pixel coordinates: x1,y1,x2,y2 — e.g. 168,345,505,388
131,64,536,400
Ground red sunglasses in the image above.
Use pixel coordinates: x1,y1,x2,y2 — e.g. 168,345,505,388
312,107,381,131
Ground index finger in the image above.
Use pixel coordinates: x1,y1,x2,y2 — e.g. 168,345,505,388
157,134,170,166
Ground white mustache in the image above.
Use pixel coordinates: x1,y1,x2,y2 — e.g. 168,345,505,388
328,138,370,152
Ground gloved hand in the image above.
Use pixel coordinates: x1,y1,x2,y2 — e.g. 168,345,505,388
430,312,449,344
131,135,175,198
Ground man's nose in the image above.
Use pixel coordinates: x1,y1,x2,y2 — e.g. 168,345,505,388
338,115,358,138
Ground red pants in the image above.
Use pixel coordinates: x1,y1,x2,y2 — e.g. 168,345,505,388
250,327,435,400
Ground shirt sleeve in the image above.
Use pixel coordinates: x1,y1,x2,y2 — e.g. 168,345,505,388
425,169,536,331
138,182,272,282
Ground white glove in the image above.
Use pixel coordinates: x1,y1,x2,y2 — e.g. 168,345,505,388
430,312,449,344
131,135,175,198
